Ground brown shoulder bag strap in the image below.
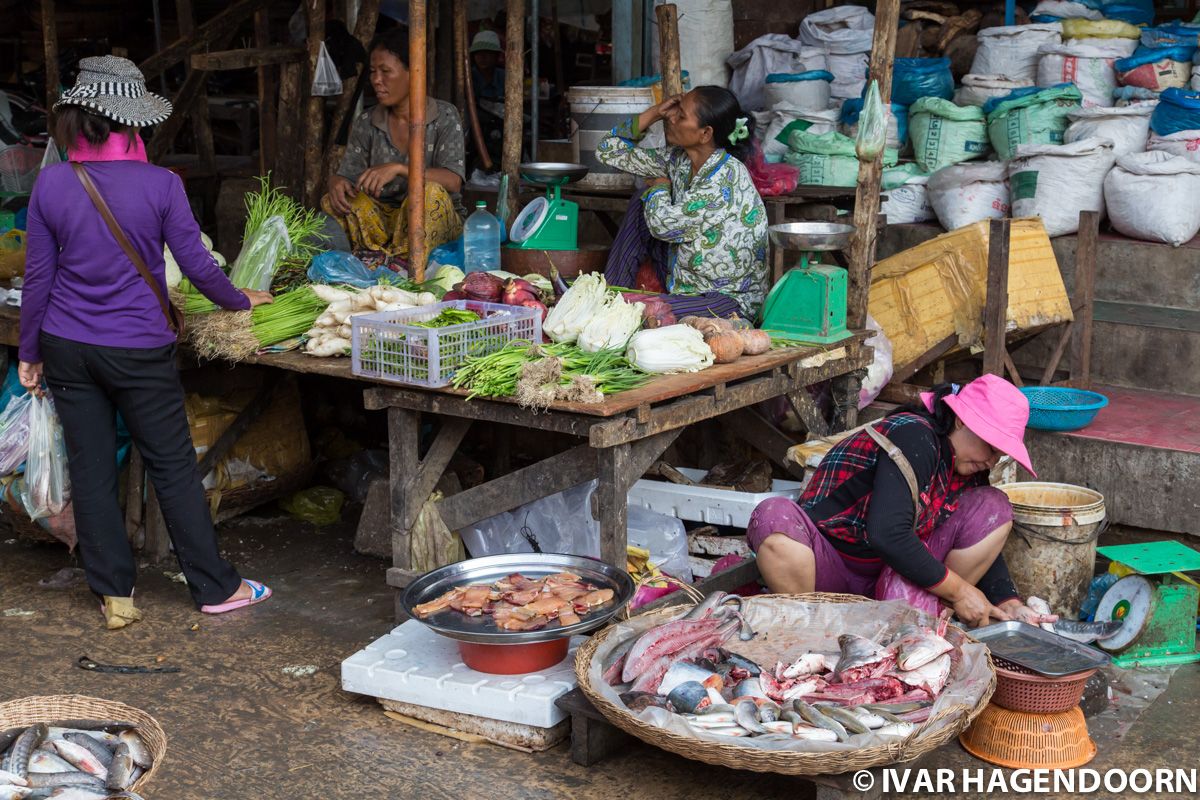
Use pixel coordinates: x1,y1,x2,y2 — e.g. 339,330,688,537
865,425,922,533
70,162,185,335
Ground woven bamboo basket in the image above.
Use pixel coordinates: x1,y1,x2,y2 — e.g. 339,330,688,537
575,592,996,775
0,694,167,792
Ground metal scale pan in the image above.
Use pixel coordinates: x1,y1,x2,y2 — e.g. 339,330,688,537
402,553,635,645
767,222,857,253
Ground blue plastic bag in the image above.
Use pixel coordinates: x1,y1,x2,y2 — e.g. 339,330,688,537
1103,0,1156,26
307,250,395,288
1150,88,1200,136
892,58,954,106
1141,23,1200,51
1116,45,1196,72
765,71,835,84
428,238,465,270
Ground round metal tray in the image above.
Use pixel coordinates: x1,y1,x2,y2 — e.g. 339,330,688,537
402,553,635,644
519,162,589,185
768,222,856,252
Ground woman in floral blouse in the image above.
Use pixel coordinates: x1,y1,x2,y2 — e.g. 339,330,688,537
322,29,466,259
597,87,769,320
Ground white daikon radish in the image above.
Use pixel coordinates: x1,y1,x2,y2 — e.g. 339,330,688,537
312,285,353,303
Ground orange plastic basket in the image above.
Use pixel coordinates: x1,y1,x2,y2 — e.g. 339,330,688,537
960,704,1096,769
991,657,1094,713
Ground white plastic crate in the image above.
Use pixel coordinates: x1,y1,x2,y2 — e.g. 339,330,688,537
626,467,809,529
0,145,43,194
351,299,541,388
341,620,582,728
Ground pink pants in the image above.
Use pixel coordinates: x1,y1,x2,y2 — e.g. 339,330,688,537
746,487,1013,615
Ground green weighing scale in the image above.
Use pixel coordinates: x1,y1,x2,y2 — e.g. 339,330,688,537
508,162,589,251
761,222,855,344
1092,541,1200,668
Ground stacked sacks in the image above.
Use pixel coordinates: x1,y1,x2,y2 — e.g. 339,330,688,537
971,24,1064,83
1147,88,1200,164
908,98,990,172
1104,150,1200,246
1064,103,1155,156
1036,39,1137,107
1031,1,1103,23
784,129,898,187
763,71,834,112
955,75,1034,107
798,6,874,103
928,162,1010,230
726,34,829,111
1007,137,1117,237
881,173,936,225
760,107,840,162
985,84,1083,159
1115,46,1193,92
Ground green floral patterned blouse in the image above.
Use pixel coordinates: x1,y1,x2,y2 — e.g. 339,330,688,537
597,117,769,317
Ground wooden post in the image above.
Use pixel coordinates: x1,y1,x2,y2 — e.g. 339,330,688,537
530,0,539,162
656,4,683,98
409,0,430,281
254,9,278,175
845,0,901,331
175,0,216,175
612,0,633,84
41,0,59,113
1070,210,1099,390
551,0,564,103
324,0,381,182
982,217,1011,377
461,9,493,172
303,0,327,207
435,0,455,103
502,0,527,219
452,0,467,115
276,62,305,195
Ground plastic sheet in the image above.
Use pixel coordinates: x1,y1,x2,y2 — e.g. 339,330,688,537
307,250,395,288
585,595,994,755
229,215,291,291
280,486,345,526
22,395,69,520
855,81,888,161
0,392,32,475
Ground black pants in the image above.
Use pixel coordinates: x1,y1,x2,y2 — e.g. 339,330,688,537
41,334,242,606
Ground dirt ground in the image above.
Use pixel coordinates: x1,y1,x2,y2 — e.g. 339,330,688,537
2,516,1198,800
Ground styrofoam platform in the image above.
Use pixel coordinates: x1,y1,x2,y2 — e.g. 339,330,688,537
627,467,807,529
341,620,583,728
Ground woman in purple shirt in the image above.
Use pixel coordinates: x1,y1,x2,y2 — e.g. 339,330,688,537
18,57,274,629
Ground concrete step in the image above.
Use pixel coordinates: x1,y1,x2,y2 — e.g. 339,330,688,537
1025,385,1200,535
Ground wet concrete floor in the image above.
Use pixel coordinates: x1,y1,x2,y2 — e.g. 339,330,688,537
1,516,1197,800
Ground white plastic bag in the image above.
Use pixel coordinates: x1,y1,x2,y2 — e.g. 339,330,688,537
39,137,62,169
858,314,894,409
1064,103,1154,157
1103,150,1200,246
23,395,69,521
954,74,1034,107
1031,1,1102,21
972,25,1063,83
311,41,343,96
1008,137,1117,237
928,161,1010,231
726,34,828,110
0,392,33,475
1147,130,1200,164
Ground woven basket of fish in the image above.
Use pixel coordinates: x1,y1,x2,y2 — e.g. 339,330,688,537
0,694,166,796
576,592,996,775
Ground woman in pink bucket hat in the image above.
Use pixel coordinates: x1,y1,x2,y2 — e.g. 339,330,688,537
747,374,1057,628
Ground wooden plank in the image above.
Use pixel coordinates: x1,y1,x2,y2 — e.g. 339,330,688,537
190,47,305,70
982,217,1011,377
275,61,304,196
325,0,382,180
365,387,600,436
460,2,493,172
452,0,467,114
408,0,429,280
437,445,598,531
303,0,327,207
254,9,278,175
41,0,59,112
143,484,170,563
124,447,145,547
389,408,421,573
1039,322,1073,386
176,0,215,177
656,4,683,98
501,0,526,219
846,0,901,331
434,0,455,104
196,381,276,478
1070,210,1099,390
892,333,958,384
786,389,829,438
147,68,208,162
767,202,786,286
139,0,273,81
401,417,472,529
595,444,632,569
721,408,806,478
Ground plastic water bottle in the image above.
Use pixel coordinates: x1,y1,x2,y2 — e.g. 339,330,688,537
464,201,501,273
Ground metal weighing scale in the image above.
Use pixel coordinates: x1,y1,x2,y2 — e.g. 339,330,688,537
508,162,589,251
1092,541,1200,668
761,222,855,344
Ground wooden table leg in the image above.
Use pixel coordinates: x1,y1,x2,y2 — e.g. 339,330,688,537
594,444,631,570
389,407,421,620
124,447,145,549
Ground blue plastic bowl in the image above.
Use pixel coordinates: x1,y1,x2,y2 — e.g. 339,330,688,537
1020,387,1109,432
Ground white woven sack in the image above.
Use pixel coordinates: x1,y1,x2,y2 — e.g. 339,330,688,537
927,161,1010,231
881,175,935,224
1192,65,1200,92
1036,42,1128,108
1103,150,1200,246
1146,130,1200,164
955,74,1034,107
971,24,1063,83
674,0,734,88
1008,137,1117,237
762,107,841,160
1064,103,1154,156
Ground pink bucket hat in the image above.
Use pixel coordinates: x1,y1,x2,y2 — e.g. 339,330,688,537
921,374,1036,476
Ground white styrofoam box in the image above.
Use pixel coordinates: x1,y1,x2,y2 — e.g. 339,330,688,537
341,621,583,728
626,467,808,529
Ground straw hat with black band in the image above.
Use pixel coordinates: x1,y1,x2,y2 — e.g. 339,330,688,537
53,55,172,127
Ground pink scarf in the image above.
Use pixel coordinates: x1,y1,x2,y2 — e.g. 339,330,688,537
68,133,148,163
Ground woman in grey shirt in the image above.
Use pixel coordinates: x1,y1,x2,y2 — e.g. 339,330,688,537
322,29,467,258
